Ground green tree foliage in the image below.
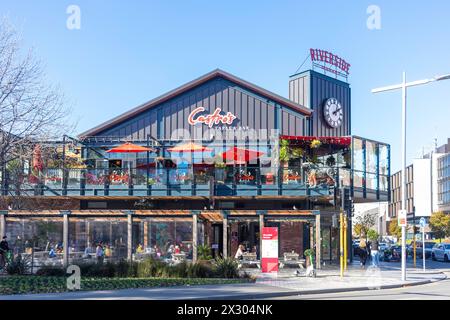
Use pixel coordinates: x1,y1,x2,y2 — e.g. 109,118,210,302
367,229,379,241
354,211,377,239
429,212,450,242
389,219,402,240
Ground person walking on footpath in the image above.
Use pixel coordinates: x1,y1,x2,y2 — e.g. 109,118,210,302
359,238,368,268
371,238,380,267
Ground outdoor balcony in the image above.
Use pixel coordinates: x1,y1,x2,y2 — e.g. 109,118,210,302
0,136,390,202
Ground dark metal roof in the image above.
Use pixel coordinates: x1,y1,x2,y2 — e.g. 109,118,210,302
79,69,312,138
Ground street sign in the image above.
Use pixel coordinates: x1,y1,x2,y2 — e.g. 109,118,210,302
398,210,407,227
419,217,426,228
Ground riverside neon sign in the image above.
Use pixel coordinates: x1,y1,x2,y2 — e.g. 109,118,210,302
310,48,351,76
188,107,237,128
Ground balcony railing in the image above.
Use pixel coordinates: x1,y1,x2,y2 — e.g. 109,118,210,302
2,166,352,197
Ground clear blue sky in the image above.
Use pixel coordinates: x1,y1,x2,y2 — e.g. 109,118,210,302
2,0,450,172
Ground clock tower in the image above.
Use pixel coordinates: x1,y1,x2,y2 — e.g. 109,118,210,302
289,69,351,137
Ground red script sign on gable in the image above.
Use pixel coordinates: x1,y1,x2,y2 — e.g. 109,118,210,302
188,107,237,128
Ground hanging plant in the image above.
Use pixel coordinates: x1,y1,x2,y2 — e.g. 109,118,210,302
310,139,322,149
279,139,290,163
214,161,226,169
291,147,304,159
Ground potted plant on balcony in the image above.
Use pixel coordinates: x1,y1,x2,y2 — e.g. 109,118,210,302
310,139,322,149
214,161,226,184
279,139,290,183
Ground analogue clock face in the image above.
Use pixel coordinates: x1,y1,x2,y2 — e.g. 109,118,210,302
323,98,344,128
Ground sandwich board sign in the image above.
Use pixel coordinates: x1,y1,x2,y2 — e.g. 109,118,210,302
261,227,279,273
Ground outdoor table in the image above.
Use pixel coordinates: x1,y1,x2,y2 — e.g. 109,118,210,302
280,253,306,269
171,253,186,264
238,253,260,269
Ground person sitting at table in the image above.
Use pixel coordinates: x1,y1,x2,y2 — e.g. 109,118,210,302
136,244,144,254
174,245,181,255
153,245,162,258
166,244,175,258
104,245,112,258
55,242,63,254
48,246,57,258
234,244,245,260
186,244,193,259
83,243,94,258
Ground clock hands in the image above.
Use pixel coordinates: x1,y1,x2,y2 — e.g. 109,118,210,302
333,106,342,116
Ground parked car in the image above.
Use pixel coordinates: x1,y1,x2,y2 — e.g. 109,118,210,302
379,242,388,252
380,245,402,262
432,243,450,262
411,242,435,259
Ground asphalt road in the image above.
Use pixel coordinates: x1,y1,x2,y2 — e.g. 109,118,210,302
268,259,450,300
276,276,450,300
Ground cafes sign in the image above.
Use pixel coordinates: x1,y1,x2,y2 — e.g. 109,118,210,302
310,48,351,77
188,107,237,128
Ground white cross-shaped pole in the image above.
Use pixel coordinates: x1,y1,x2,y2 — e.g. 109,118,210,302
372,72,450,281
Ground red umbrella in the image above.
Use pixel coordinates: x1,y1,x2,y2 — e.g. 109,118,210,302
106,143,155,176
221,147,264,164
167,142,212,153
106,142,154,153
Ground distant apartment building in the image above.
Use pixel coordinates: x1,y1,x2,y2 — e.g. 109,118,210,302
389,164,414,219
437,139,450,213
389,138,450,223
354,202,389,236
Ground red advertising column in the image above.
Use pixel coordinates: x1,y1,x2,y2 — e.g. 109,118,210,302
261,227,279,273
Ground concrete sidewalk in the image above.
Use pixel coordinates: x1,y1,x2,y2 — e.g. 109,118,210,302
0,262,446,300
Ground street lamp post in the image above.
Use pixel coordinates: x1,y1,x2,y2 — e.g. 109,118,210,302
372,72,450,282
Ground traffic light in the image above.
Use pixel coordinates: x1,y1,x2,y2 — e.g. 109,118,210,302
341,187,352,211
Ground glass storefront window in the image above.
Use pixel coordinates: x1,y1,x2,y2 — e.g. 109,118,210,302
69,218,128,261
366,141,377,174
135,219,193,260
6,218,63,258
352,138,364,172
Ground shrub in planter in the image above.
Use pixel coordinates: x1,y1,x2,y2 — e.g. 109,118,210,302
78,261,116,278
214,258,239,279
187,261,215,278
164,261,188,278
136,257,167,278
36,265,66,277
7,254,31,275
197,244,213,261
114,259,138,278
